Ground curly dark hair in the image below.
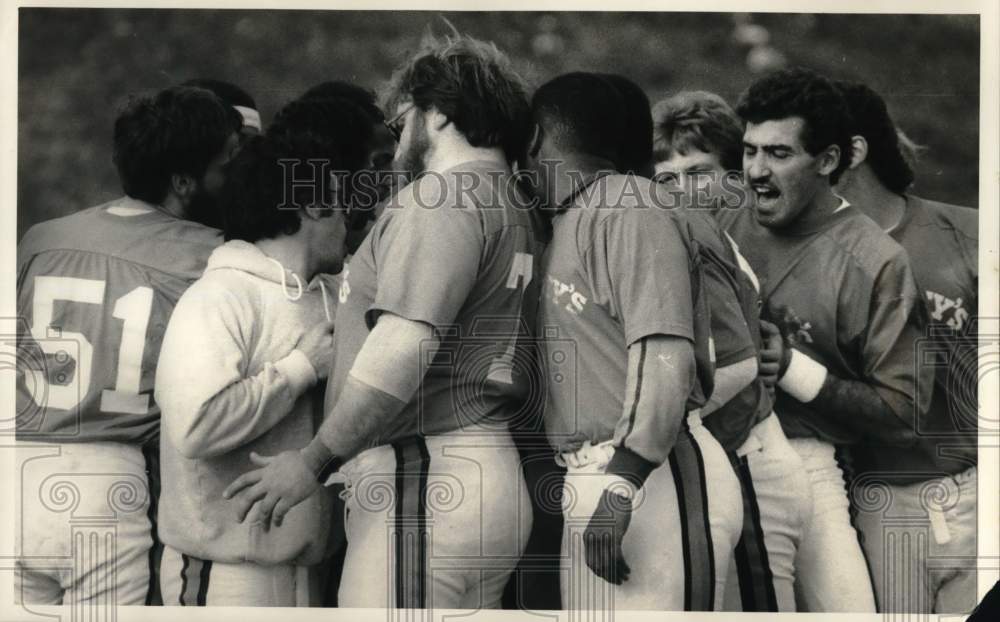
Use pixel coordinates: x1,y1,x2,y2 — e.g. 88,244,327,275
112,85,234,205
531,72,627,165
300,80,384,123
835,80,915,194
652,91,743,173
182,78,255,131
380,32,531,162
736,67,853,184
222,97,375,242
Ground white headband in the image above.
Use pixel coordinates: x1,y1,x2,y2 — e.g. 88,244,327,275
233,105,261,132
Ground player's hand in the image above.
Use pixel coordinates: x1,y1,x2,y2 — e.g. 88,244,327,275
223,450,319,530
758,319,784,389
295,321,336,379
582,488,633,585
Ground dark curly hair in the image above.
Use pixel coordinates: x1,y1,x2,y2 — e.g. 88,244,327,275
835,80,915,194
652,91,743,173
222,97,375,242
531,72,627,165
736,67,853,184
300,80,384,123
380,32,531,162
182,78,255,131
113,85,234,205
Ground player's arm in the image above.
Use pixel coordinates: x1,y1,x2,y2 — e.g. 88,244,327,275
304,313,438,467
583,208,699,585
776,256,931,444
698,256,759,416
156,285,324,459
600,208,700,486
704,356,758,415
224,188,484,526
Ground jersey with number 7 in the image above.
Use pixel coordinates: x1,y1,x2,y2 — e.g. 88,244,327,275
327,160,545,440
15,198,221,444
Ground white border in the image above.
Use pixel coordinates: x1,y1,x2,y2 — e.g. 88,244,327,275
1,2,997,622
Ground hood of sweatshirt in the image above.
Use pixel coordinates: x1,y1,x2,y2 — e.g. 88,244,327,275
206,240,334,320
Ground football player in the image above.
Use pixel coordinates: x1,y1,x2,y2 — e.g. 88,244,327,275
224,33,542,609
524,71,738,611
651,90,813,612
717,67,933,612
154,97,375,606
834,80,979,614
15,85,237,605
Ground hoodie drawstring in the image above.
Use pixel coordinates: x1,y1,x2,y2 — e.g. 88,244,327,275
266,257,304,301
319,280,333,322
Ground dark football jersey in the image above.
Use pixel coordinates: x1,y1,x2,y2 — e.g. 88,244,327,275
719,201,932,446
853,195,978,475
325,160,545,443
679,207,773,453
16,198,221,443
539,174,715,465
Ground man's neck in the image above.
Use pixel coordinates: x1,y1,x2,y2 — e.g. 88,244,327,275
424,135,506,174
254,236,314,281
845,166,907,231
548,152,618,209
784,186,843,235
156,195,187,220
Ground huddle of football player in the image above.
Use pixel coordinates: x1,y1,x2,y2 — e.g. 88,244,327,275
14,30,979,615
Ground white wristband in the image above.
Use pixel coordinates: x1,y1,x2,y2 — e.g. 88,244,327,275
778,349,828,403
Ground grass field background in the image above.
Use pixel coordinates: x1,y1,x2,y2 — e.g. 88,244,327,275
17,9,980,239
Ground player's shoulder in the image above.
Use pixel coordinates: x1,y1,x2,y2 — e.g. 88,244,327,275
905,194,978,242
19,196,221,282
826,205,911,280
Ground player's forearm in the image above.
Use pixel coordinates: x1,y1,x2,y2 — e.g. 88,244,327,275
305,313,437,472
779,350,914,445
172,350,317,458
609,335,693,487
702,356,758,416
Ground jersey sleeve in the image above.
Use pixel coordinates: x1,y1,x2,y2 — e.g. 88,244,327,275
588,208,694,347
700,251,756,367
858,253,933,432
370,183,484,331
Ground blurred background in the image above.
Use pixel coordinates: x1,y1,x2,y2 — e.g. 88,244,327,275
17,9,980,239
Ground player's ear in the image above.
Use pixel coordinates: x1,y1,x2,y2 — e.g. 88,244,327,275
427,107,450,132
816,144,841,178
847,135,868,170
170,173,197,201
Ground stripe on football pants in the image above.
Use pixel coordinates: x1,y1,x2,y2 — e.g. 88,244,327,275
142,442,164,606
393,437,431,609
179,553,212,606
668,423,715,611
731,453,778,611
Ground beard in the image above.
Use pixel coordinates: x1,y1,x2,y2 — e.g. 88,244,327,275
393,112,430,178
184,182,222,229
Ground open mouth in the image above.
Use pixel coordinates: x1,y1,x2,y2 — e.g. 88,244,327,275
752,183,781,208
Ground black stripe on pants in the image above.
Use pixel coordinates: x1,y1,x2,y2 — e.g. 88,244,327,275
730,452,778,611
393,437,431,609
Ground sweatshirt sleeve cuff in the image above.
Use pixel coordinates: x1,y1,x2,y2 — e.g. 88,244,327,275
778,349,828,403
275,349,318,395
606,446,657,489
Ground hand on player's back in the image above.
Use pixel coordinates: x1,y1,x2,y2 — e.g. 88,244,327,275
223,450,319,530
295,321,336,378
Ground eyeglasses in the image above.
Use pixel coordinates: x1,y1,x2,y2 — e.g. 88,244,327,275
384,104,414,142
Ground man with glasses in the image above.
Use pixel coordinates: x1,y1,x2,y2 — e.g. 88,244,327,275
225,32,543,610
